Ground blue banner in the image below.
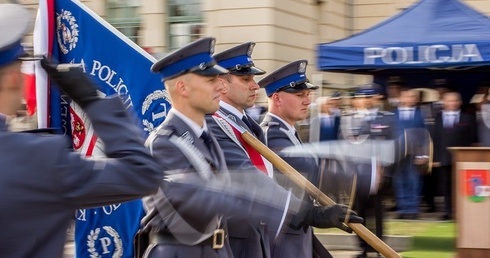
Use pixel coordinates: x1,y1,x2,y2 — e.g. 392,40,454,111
47,1,170,257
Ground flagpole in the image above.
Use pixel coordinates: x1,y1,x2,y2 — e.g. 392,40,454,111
33,0,50,128
219,115,401,258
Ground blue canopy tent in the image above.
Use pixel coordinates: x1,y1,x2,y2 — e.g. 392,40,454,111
316,0,490,102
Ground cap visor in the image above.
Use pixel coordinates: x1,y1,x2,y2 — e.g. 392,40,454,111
281,87,305,94
281,82,318,94
229,66,266,75
18,51,39,61
305,82,319,90
193,64,229,77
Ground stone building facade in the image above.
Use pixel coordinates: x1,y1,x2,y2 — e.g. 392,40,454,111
17,0,490,103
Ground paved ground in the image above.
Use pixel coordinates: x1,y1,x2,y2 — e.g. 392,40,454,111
330,250,367,258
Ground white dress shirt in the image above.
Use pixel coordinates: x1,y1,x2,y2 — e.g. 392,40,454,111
442,110,460,128
398,107,415,120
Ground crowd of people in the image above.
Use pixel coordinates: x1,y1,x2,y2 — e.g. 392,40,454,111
301,78,485,224
292,77,490,258
258,78,487,257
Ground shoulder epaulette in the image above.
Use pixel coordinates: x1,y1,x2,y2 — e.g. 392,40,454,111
155,128,174,137
260,121,280,127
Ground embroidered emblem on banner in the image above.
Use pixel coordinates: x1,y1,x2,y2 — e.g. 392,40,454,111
56,9,79,54
142,90,171,133
71,109,86,150
87,226,123,257
70,102,102,157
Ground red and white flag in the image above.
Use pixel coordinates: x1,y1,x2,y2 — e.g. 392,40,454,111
21,60,36,116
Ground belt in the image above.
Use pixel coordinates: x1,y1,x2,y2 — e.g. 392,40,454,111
149,229,226,249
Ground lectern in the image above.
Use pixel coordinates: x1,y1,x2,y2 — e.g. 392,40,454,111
448,147,490,258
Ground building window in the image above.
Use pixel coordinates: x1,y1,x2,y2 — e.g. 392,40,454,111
106,0,141,45
167,0,204,50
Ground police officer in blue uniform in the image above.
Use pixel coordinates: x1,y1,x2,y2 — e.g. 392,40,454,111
141,38,363,258
309,92,342,143
0,4,163,258
259,60,363,258
308,93,343,204
206,42,274,258
208,42,269,172
342,86,395,258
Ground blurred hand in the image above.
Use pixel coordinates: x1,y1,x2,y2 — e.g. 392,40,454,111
40,57,100,108
302,204,363,233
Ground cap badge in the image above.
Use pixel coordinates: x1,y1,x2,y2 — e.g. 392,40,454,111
210,38,215,53
298,61,306,73
247,44,254,56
